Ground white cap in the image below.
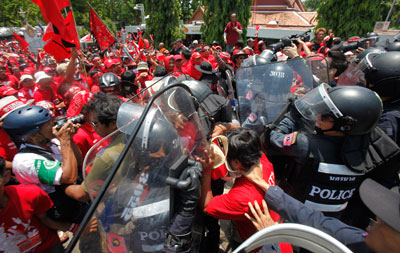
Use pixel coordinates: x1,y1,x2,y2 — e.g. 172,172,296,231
20,74,33,82
35,71,52,83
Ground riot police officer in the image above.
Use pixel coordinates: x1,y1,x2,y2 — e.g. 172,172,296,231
268,84,388,219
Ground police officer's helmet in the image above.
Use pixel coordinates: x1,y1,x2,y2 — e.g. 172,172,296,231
264,62,293,90
363,52,400,98
356,47,385,61
386,41,400,52
3,106,51,144
99,72,121,92
327,85,382,135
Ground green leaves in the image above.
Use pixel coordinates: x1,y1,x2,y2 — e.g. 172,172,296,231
201,0,252,46
316,0,382,39
144,0,182,46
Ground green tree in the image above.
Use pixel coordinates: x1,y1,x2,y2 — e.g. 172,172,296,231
201,0,252,46
316,0,382,39
303,0,320,11
380,0,400,29
180,0,200,23
144,0,182,47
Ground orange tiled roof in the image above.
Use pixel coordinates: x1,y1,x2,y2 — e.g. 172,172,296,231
250,12,316,27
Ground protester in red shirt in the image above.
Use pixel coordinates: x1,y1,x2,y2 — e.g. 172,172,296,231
183,52,203,80
0,158,78,252
199,129,291,252
224,13,243,54
72,99,101,159
33,71,63,107
135,61,152,89
18,74,37,102
0,65,19,90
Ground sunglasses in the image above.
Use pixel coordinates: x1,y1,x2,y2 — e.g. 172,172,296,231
91,121,102,127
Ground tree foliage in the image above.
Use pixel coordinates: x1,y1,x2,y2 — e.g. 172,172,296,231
380,0,400,29
316,0,382,39
180,0,200,23
303,0,320,11
201,0,253,46
144,0,182,47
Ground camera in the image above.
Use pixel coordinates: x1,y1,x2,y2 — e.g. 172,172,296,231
269,30,312,53
54,115,85,130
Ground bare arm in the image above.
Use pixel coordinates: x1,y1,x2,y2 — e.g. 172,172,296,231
65,48,78,83
53,122,79,184
65,184,90,202
197,148,215,212
36,212,71,231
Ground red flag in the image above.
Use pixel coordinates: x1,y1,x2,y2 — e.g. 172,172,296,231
64,11,80,49
42,23,56,42
89,8,115,51
31,0,75,45
43,36,71,62
12,32,29,50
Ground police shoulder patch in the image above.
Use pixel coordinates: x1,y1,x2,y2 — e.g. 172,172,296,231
34,159,61,185
283,132,298,146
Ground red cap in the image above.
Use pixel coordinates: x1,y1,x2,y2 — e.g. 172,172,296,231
0,86,18,98
192,52,202,59
104,59,115,69
219,52,231,60
173,54,182,61
23,67,35,75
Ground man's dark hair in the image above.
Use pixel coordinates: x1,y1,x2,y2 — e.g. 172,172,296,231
181,49,192,60
328,50,348,77
121,70,135,82
235,40,244,48
0,157,6,177
154,65,168,77
84,92,123,126
226,128,262,170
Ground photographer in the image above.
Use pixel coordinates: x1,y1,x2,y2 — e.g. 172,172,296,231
65,92,123,202
2,105,85,223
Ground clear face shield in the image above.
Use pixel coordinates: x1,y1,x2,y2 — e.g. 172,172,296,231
294,83,343,124
337,52,382,86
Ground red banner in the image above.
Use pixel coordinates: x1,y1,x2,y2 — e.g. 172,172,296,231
12,32,29,50
89,8,115,51
31,0,76,45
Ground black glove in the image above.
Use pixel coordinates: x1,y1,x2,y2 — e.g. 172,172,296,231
175,161,202,217
164,161,202,252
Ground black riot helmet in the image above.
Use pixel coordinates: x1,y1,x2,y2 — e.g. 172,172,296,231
99,72,121,92
362,52,400,98
295,84,383,135
117,104,182,166
356,47,385,61
386,41,400,52
264,62,294,91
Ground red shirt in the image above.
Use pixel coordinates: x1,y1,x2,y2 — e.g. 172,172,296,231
18,85,38,103
224,21,243,45
135,72,153,89
206,153,291,252
0,128,18,162
0,74,19,90
73,123,101,159
182,61,202,80
33,85,62,105
0,185,59,252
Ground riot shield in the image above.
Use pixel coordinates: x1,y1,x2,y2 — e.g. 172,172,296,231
68,85,208,253
236,57,324,134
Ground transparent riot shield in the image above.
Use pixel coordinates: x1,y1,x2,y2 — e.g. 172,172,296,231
236,57,324,134
68,85,208,253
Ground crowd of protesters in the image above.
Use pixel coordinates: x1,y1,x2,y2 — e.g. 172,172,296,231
0,11,400,253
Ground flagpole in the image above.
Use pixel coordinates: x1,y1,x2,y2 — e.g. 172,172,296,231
69,1,89,85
